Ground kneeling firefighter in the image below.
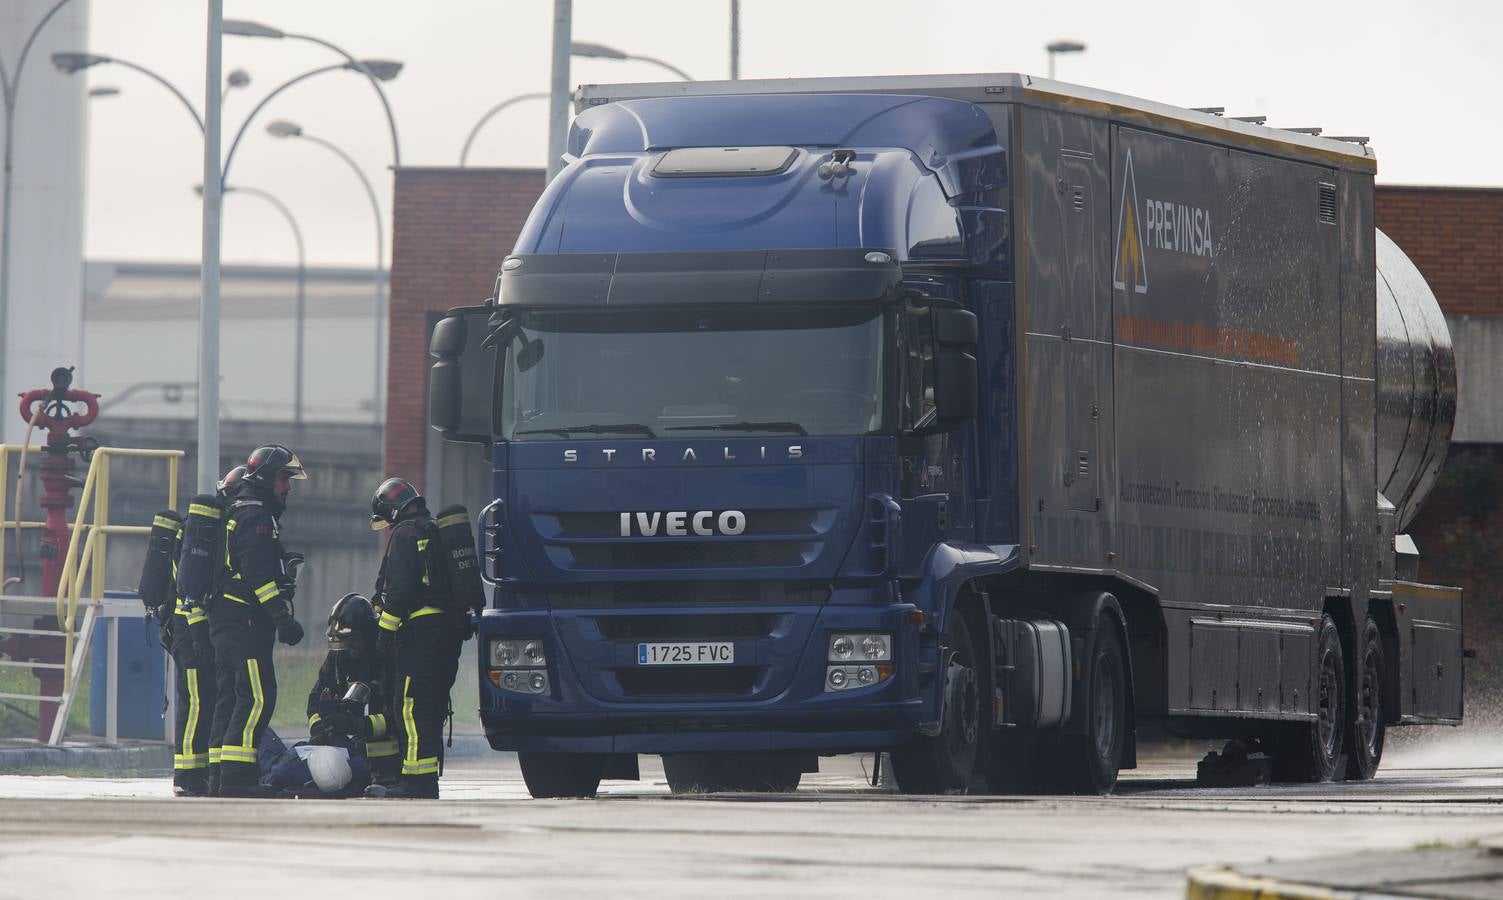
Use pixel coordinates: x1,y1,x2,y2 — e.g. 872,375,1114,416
306,593,400,787
369,477,484,799
205,445,307,797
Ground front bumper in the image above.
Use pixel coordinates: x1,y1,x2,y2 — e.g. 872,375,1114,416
476,590,926,754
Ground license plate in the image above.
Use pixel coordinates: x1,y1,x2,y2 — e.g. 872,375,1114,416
637,642,735,666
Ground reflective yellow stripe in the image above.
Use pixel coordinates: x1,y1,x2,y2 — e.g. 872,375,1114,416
186,611,206,625
379,611,402,633
174,753,210,770
402,676,418,771
436,513,467,529
219,745,256,763
409,606,445,620
308,713,322,727
368,713,387,738
366,739,400,758
222,593,252,606
154,515,180,530
254,581,280,603
402,757,440,776
243,658,264,752
209,747,222,765
189,503,221,519
417,538,431,586
182,668,201,764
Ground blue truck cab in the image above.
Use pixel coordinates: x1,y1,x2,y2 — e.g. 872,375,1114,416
429,75,1463,797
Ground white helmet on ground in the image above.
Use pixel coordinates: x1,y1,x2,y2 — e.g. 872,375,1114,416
304,745,353,793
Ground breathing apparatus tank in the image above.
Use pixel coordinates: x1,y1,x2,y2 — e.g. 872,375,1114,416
434,505,486,619
176,494,225,608
137,509,184,616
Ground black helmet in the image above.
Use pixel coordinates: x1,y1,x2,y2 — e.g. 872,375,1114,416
243,444,308,488
217,465,248,494
371,476,423,531
326,593,377,649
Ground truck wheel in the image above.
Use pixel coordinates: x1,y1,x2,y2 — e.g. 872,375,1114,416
661,752,802,793
1346,616,1386,781
519,752,604,798
891,611,980,794
1272,615,1346,783
1054,619,1128,795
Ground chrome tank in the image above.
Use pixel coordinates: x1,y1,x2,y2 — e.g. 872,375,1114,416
1375,229,1457,531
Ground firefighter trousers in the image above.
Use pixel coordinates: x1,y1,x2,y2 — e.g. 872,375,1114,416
208,605,277,786
169,629,216,788
393,617,461,781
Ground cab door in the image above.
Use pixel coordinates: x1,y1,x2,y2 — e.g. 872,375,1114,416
428,305,499,444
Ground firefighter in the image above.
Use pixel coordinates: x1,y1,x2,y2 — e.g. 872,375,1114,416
369,477,461,799
306,593,401,788
167,465,245,796
207,445,307,797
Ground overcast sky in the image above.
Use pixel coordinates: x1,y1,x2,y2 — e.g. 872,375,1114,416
74,0,1501,268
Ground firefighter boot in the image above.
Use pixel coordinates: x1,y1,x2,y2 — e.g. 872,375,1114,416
217,761,276,798
380,773,439,799
173,769,211,798
207,762,222,797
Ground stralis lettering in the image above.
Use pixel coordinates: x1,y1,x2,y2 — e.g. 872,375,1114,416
564,445,803,463
620,510,747,537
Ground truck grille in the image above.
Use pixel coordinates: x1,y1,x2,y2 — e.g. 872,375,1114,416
534,581,829,609
614,666,760,697
566,541,814,569
594,612,780,641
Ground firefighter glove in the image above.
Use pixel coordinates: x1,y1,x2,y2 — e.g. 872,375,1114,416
276,617,305,646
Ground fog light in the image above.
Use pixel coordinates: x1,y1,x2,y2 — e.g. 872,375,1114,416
502,672,520,690
528,672,547,693
825,664,894,692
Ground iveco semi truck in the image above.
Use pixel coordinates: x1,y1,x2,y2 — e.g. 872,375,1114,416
428,74,1463,797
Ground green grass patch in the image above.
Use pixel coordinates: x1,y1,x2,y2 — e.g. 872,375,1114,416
0,661,92,740
268,643,481,739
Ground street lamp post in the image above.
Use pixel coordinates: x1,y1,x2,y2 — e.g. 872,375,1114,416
571,41,693,81
198,183,307,425
1046,40,1087,80
459,92,547,166
52,52,205,130
267,119,385,424
0,0,77,436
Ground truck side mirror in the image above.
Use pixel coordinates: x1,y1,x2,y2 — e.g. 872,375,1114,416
932,307,978,424
429,306,497,444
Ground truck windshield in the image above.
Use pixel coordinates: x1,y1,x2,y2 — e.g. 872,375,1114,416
498,305,885,441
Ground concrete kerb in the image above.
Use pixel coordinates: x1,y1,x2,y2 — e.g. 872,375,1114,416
1185,866,1347,899
0,741,173,774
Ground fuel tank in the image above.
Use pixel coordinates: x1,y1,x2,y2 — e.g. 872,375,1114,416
1375,229,1457,531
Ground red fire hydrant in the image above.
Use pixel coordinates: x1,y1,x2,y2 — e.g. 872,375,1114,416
12,367,99,741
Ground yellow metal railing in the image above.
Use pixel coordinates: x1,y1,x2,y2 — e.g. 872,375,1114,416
1,444,183,693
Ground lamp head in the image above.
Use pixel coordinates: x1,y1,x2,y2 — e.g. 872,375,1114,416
222,19,285,39
266,120,303,139
51,52,108,74
1046,41,1087,54
226,69,252,88
344,59,403,82
570,41,628,60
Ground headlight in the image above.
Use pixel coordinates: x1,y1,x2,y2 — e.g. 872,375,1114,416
829,632,891,662
491,638,546,667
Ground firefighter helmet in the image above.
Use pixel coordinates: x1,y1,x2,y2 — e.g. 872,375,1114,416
326,592,377,650
370,477,423,531
242,444,308,488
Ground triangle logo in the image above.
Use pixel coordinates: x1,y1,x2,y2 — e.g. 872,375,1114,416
1112,149,1148,294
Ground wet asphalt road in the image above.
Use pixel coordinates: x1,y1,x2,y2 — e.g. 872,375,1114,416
0,751,1499,898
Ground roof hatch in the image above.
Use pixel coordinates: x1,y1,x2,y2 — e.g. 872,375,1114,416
651,146,798,178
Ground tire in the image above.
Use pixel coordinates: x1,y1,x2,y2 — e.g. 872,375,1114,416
891,611,981,794
1272,615,1346,783
1346,616,1386,781
984,735,1053,794
519,752,604,798
1053,619,1128,795
661,752,802,794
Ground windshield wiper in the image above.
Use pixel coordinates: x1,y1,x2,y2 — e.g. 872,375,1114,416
666,421,809,436
515,423,658,438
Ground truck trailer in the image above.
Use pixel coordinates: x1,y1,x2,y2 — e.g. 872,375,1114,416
428,74,1462,796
